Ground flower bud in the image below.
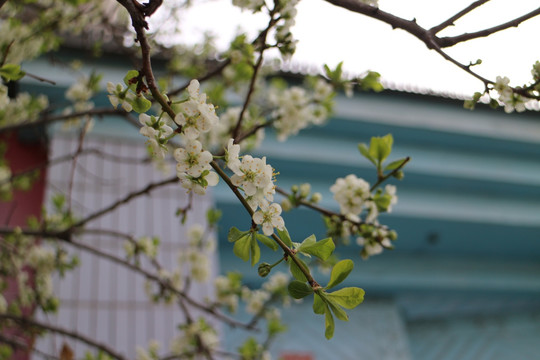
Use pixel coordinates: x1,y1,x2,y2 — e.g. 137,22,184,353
299,183,311,197
392,170,404,180
310,192,322,203
258,262,272,277
281,198,292,212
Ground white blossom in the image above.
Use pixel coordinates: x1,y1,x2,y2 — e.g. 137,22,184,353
174,80,219,140
252,201,285,236
107,82,134,112
330,174,371,216
174,140,213,177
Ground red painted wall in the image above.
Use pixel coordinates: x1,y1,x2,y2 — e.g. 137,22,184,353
1,131,48,360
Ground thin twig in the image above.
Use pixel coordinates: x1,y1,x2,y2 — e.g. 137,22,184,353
71,175,179,228
0,314,128,360
429,0,490,34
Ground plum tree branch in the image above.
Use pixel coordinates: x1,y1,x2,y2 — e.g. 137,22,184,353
429,0,490,35
0,314,128,360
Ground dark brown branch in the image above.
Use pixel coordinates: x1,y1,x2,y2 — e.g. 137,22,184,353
72,175,178,228
438,6,540,47
0,108,128,136
167,59,231,98
429,0,490,34
0,314,128,360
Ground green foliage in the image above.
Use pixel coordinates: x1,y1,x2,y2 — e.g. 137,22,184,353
288,280,313,299
326,259,353,289
358,71,383,92
0,63,25,81
229,227,280,266
296,235,335,261
206,208,222,226
131,94,152,113
288,256,310,282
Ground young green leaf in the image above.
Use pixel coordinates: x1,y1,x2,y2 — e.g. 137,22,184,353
358,143,376,165
288,280,313,299
256,233,278,251
324,303,335,340
384,157,408,171
326,287,365,309
276,227,293,247
368,134,393,165
233,234,251,262
289,257,309,282
123,70,139,86
313,292,325,314
325,296,349,321
326,259,354,289
131,95,152,113
228,227,247,242
0,64,25,81
297,237,335,261
249,232,261,266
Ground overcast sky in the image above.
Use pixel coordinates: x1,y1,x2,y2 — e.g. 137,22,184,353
169,0,540,97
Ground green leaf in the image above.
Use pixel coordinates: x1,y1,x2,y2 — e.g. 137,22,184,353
384,157,408,171
288,280,313,299
325,296,349,321
360,71,383,92
326,259,354,289
131,95,152,113
276,227,293,247
324,303,335,339
250,232,261,266
233,234,251,262
289,257,309,282
123,70,139,86
0,64,25,81
326,287,365,309
374,193,392,212
313,292,325,314
298,237,335,261
368,134,393,165
228,227,247,242
256,234,278,251
358,143,375,165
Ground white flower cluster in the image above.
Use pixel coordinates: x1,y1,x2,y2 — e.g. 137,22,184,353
139,114,174,159
331,175,398,257
178,223,215,283
0,83,49,129
136,340,160,360
274,0,300,57
169,318,219,356
269,79,333,141
0,230,64,313
174,80,219,140
172,80,221,195
214,275,241,312
201,106,264,151
357,227,393,258
226,139,285,235
330,174,371,216
107,82,135,112
241,272,290,314
493,76,528,113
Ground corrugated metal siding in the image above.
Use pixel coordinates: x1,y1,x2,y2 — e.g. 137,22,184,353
408,312,540,360
35,134,216,358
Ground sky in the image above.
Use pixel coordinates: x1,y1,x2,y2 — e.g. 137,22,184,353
168,0,540,97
